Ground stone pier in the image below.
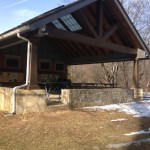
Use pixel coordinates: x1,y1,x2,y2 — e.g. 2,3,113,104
0,87,46,114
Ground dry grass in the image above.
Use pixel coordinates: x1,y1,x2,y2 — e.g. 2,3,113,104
0,109,150,150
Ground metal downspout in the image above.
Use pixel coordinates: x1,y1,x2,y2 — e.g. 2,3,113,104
10,33,31,114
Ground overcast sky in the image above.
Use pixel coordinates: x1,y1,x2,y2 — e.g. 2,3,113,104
0,0,71,33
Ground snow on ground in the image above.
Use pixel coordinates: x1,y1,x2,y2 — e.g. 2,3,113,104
84,94,150,149
84,100,150,117
111,118,128,122
107,138,150,149
124,129,150,136
108,129,150,149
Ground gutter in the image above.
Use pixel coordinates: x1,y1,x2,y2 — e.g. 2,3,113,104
0,25,30,41
10,33,31,114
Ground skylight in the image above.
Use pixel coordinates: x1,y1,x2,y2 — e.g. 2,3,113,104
52,19,66,31
52,14,82,32
60,14,82,32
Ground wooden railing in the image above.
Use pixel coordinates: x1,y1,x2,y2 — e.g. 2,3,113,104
0,81,117,89
70,83,117,89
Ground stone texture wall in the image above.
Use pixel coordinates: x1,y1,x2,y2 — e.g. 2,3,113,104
0,88,12,112
61,88,134,108
0,87,46,114
131,88,143,100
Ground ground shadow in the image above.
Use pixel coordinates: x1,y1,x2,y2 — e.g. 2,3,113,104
126,94,150,150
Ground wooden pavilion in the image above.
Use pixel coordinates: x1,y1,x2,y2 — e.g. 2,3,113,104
0,0,149,89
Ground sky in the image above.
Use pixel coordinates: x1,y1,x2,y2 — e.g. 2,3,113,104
0,0,71,33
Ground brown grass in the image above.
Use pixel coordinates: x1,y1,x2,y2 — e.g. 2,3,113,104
0,109,150,150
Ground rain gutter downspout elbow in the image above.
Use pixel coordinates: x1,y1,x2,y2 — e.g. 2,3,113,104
11,33,31,114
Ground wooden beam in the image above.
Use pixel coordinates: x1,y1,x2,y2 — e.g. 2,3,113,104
133,60,139,88
93,46,105,55
0,40,25,50
59,40,78,58
72,43,89,57
103,24,119,40
96,0,103,38
64,41,83,57
78,44,95,56
52,39,72,58
78,10,98,38
28,40,38,89
84,45,98,55
114,0,149,55
66,42,85,57
30,0,98,30
65,53,135,65
46,27,137,55
103,6,133,47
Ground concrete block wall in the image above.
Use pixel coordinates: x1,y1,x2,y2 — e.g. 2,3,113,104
61,88,134,108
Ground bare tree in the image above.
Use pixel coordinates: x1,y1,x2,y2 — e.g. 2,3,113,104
65,0,150,89
120,0,150,48
119,0,150,89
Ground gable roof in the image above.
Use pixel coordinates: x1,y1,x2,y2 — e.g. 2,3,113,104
0,0,149,64
0,0,98,39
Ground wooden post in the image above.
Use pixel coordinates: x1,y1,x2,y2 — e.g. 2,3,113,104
133,60,139,88
96,0,103,38
28,39,39,89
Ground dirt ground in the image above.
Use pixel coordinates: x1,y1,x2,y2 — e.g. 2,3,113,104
0,109,150,150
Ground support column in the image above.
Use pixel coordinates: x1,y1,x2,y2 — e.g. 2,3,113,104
133,60,139,88
28,39,39,89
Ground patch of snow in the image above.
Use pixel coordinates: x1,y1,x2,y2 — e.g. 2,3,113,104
84,100,150,117
111,118,127,122
124,130,150,136
107,138,150,149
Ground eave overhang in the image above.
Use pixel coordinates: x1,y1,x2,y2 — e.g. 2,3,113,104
0,0,149,62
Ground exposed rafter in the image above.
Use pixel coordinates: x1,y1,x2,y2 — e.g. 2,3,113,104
45,27,137,55
30,0,99,30
0,40,25,50
52,38,75,58
79,44,96,56
84,45,98,56
59,40,78,58
103,23,119,40
78,10,98,38
113,0,149,56
74,43,91,57
96,0,104,38
103,4,133,47
65,53,135,65
65,41,84,57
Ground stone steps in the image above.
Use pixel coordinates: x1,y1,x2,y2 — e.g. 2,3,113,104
46,93,69,111
46,103,69,111
47,94,61,101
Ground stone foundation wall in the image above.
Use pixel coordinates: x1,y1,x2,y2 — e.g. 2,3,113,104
0,87,46,114
61,88,134,108
0,88,12,112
